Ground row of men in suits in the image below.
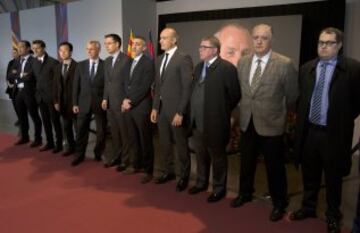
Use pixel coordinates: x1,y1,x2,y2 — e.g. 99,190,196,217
6,24,360,233
148,25,360,233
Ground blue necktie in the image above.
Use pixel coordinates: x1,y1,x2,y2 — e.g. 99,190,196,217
309,62,328,125
199,61,208,83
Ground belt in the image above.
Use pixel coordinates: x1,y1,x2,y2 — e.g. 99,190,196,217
309,122,327,131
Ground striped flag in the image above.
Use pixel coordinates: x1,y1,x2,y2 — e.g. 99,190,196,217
127,29,135,58
147,30,155,60
10,12,21,49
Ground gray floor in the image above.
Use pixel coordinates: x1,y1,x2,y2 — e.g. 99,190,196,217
0,98,358,229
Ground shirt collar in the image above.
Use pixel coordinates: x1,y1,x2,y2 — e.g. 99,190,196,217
320,56,337,66
253,50,272,64
206,56,218,66
63,59,72,65
112,50,120,60
133,53,143,62
90,58,99,64
164,46,177,57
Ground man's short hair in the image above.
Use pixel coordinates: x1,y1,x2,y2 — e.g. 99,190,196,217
105,33,122,47
201,36,221,52
88,40,101,49
32,40,46,48
134,35,146,44
320,27,343,43
19,40,31,49
58,41,73,52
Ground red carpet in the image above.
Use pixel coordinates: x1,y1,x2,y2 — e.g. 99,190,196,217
0,133,349,233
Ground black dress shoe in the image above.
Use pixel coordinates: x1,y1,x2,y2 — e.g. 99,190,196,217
290,208,316,220
71,156,85,166
230,195,252,208
39,143,54,152
104,158,121,168
188,186,208,195
14,138,30,145
94,154,102,162
52,146,63,154
327,219,340,233
115,164,127,172
30,140,42,148
140,174,153,184
154,173,176,184
270,207,286,222
62,148,75,157
207,190,226,203
176,178,188,192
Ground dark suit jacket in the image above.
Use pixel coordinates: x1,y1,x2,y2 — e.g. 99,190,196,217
53,59,78,115
8,55,38,96
295,56,360,176
34,53,59,104
191,57,241,147
5,58,18,99
153,49,193,119
122,54,154,114
103,52,132,110
73,59,105,114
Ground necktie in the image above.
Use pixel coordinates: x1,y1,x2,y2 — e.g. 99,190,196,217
160,53,169,81
111,56,116,68
62,63,69,78
199,61,209,83
130,59,137,78
309,62,328,125
250,59,262,93
20,58,25,65
90,62,96,80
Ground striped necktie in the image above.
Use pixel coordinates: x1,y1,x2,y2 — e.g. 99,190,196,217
250,59,262,93
309,62,328,125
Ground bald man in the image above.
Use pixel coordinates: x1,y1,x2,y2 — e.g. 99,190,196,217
215,23,253,67
150,27,193,192
232,24,298,222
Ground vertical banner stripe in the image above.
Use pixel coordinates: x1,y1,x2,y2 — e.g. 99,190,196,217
10,12,21,49
55,3,68,47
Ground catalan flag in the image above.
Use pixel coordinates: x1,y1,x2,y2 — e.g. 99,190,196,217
10,12,21,50
127,29,135,58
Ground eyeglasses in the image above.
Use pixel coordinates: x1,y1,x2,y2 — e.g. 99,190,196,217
318,40,337,47
199,45,215,49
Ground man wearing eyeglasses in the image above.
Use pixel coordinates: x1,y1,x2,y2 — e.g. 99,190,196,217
189,36,240,202
232,24,298,222
291,27,360,233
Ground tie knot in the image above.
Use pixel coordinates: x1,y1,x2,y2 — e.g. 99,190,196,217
257,59,262,65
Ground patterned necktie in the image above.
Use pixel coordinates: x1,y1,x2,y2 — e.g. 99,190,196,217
160,53,169,81
130,59,137,78
250,59,262,93
199,61,209,83
309,62,328,124
90,62,95,80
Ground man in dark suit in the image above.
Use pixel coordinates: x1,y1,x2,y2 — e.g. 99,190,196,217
120,36,155,183
32,40,62,153
232,24,298,222
53,42,77,156
10,40,43,147
102,33,132,168
189,36,241,202
71,40,107,166
5,48,20,126
150,27,193,192
291,27,360,233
